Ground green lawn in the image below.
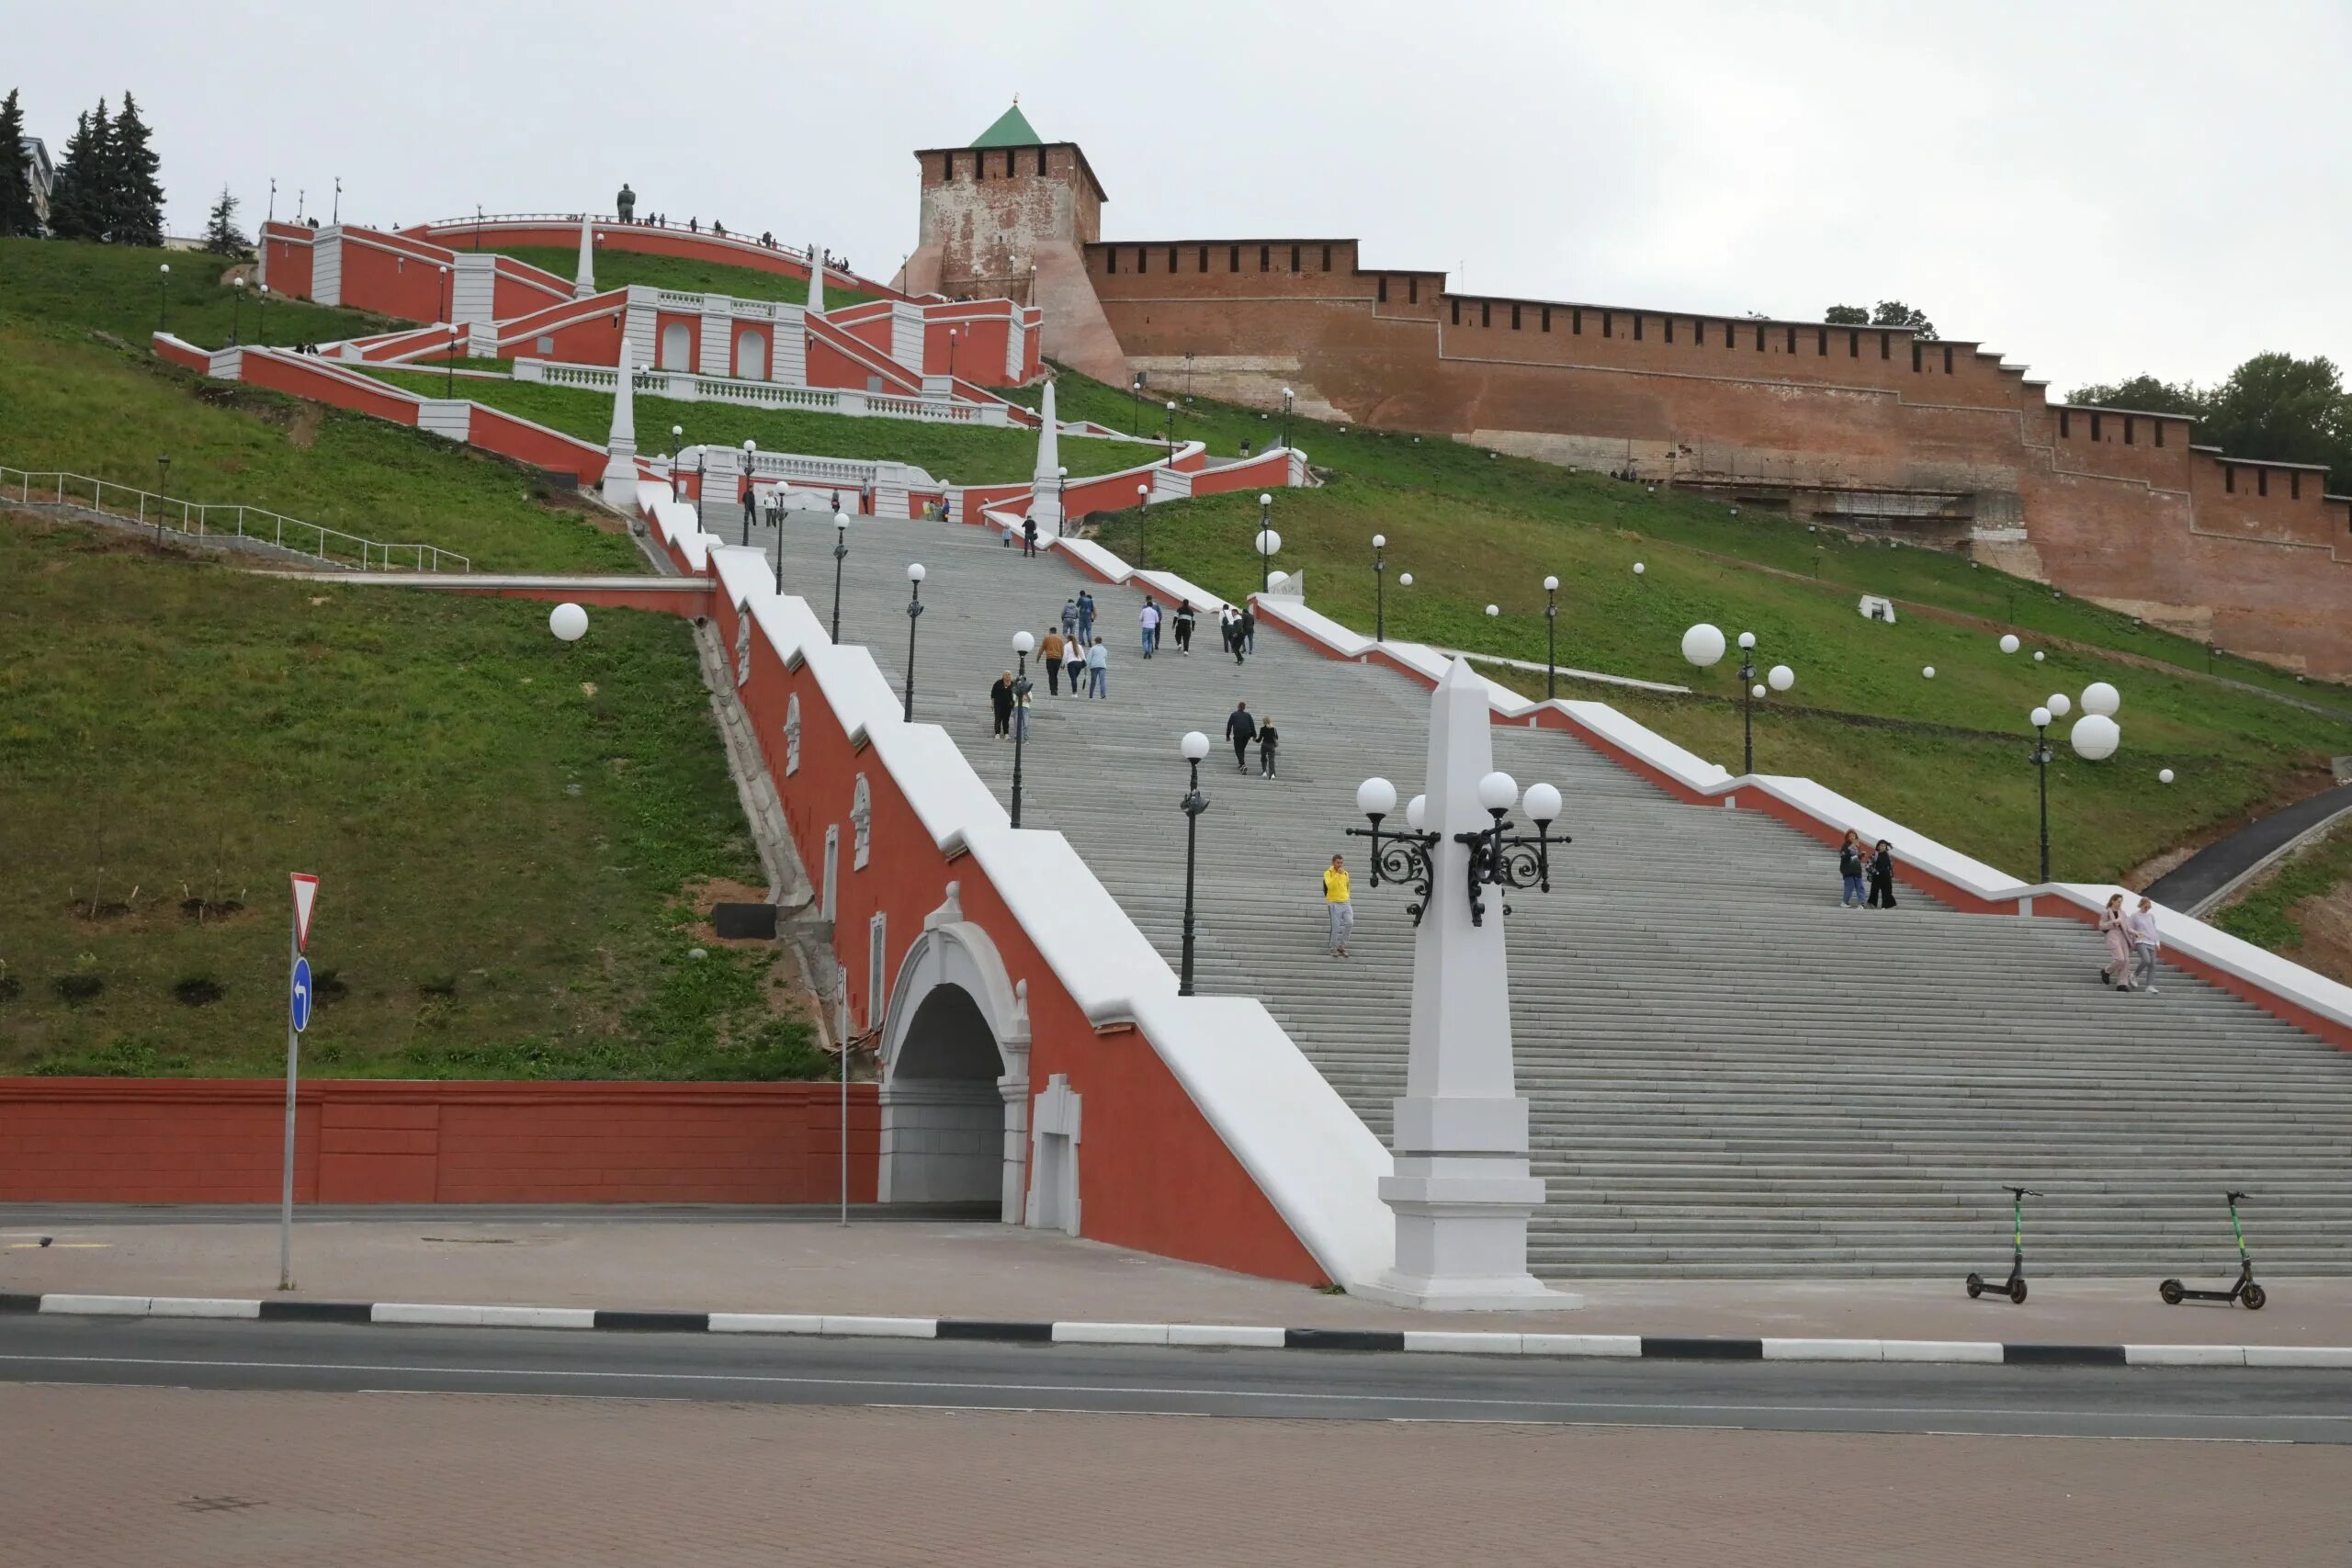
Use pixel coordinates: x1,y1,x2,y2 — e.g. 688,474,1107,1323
0,236,391,352
1093,484,2347,885
496,244,876,309
0,519,820,1080
2215,823,2352,956
357,366,1146,485
0,317,642,573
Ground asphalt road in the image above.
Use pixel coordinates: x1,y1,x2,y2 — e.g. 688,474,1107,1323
3,1314,2345,1442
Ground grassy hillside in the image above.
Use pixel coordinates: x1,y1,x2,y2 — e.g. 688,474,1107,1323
1067,367,2352,887
496,244,877,309
0,520,819,1080
359,367,1148,485
0,236,389,352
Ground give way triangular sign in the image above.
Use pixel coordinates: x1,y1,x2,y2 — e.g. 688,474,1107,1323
290,873,320,953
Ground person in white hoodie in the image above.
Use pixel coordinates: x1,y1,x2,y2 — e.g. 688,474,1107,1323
1086,635,1110,699
2123,897,2163,994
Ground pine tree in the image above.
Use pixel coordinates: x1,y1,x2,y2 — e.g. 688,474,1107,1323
201,184,248,256
0,89,40,237
45,99,108,241
105,90,164,246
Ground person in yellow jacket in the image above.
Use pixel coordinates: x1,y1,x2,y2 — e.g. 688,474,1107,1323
1040,627,1067,695
1323,853,1353,957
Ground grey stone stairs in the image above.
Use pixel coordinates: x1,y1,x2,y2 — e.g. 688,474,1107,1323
765,513,2352,1278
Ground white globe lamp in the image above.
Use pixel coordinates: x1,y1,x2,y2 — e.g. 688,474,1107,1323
548,603,589,642
1768,664,1794,692
1476,771,1519,813
1356,777,1398,818
1182,730,1209,761
1522,782,1562,824
1681,623,1726,668
2081,681,2121,716
2158,767,2176,784
2071,713,2120,761
2030,705,2052,728
1921,665,1936,679
1999,634,2019,654
2046,693,2072,717
1405,794,1427,829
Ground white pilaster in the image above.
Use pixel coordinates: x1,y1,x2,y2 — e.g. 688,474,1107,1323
600,363,641,505
1029,378,1063,533
572,216,597,299
806,243,826,318
1358,658,1565,1310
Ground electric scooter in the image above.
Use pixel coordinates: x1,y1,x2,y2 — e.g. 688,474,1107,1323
1965,1186,2041,1303
2158,1190,2267,1310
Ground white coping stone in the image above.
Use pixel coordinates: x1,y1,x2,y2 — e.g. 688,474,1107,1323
707,1313,828,1335
2243,1345,2352,1369
144,1297,262,1320
2123,1343,2247,1367
477,1305,596,1330
40,1294,150,1315
1402,1331,1524,1355
373,1303,484,1325
1165,1324,1286,1348
822,1315,937,1338
1762,1337,1884,1361
1519,1334,1644,1358
1050,1321,1171,1346
1879,1339,2005,1363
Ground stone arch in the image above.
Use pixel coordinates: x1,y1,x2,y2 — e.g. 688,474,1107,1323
736,329,768,380
876,883,1034,1222
660,321,693,370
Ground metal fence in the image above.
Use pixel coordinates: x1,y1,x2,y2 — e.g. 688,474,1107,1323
3,467,470,573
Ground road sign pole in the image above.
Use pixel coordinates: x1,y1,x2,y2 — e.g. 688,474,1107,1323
278,909,299,1292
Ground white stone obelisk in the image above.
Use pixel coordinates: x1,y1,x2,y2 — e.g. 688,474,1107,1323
572,216,597,299
1030,377,1062,535
600,363,641,506
806,243,826,318
1360,658,1566,1310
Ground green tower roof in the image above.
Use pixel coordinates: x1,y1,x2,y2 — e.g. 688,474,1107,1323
971,101,1042,149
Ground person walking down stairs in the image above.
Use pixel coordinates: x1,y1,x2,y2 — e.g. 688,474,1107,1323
2125,897,2163,994
1258,716,1279,778
1838,829,1866,908
2099,892,2132,989
1040,627,1066,695
1226,702,1257,772
989,671,1014,739
1086,636,1109,699
1324,853,1353,957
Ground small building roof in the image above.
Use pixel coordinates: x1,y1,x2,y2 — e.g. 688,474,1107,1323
972,102,1041,149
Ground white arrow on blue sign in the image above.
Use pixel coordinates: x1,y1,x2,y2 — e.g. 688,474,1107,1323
289,956,313,1033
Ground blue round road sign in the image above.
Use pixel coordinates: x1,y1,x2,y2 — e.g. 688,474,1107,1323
290,955,313,1033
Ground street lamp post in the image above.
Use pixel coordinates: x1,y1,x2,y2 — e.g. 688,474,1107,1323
256,282,268,346
1373,534,1387,642
154,454,171,546
947,326,958,383
1256,493,1278,595
1280,386,1294,452
1680,623,1792,775
669,424,684,502
1737,631,1757,773
829,512,849,642
1136,482,1150,569
231,277,245,345
441,265,456,398
1543,575,1560,699
1010,632,1035,827
740,439,758,546
1178,730,1211,995
157,263,170,332
1055,465,1069,537
1164,400,1177,465
1347,772,1565,929
695,450,707,527
901,563,927,721
2029,705,2054,884
1130,372,1144,434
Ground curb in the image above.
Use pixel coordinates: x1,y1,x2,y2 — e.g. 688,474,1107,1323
5,1292,2348,1368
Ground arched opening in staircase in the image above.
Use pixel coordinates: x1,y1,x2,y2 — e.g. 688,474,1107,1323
736,330,768,381
876,886,1035,1223
659,321,692,371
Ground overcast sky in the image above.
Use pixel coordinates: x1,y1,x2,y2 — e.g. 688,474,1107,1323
18,0,2348,394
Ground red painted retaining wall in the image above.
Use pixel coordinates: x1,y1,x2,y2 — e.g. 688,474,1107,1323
0,1078,877,1203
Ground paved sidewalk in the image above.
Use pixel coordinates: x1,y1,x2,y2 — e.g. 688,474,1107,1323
6,1213,2346,1346
2146,780,2352,911
5,1385,2342,1567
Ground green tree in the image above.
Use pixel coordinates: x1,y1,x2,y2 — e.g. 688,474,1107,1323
1871,300,1935,339
0,89,40,237
44,99,108,242
1824,304,1870,325
200,183,248,257
2064,374,2206,417
2200,353,2352,486
103,90,164,247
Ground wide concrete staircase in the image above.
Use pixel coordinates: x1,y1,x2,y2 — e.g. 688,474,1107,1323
767,513,2352,1277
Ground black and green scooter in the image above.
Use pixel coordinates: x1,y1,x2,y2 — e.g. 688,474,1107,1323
1965,1186,2041,1304
2158,1190,2267,1310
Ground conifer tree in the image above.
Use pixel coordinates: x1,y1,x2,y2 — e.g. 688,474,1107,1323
105,90,164,246
201,184,248,256
44,99,108,241
0,89,40,237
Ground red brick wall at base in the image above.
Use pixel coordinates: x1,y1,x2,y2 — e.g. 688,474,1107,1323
0,1078,877,1203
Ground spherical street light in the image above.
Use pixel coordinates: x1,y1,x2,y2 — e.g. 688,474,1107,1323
1633,561,1645,576
1357,776,1398,818
1485,604,1499,618
1405,794,1427,829
2070,713,2120,761
1751,683,1767,699
2081,681,2121,716
1523,782,1562,824
1681,624,1726,667
1013,630,1034,655
900,561,927,720
1999,634,2020,654
1374,533,1386,547
2033,650,2046,662
1737,630,1757,651
1544,574,1560,592
2159,768,2177,784
1922,666,1936,679
548,603,589,642
1398,572,1414,587
2031,705,2052,728
1768,664,1794,692
908,561,926,582
1182,729,1209,761
1476,771,1519,813
2046,692,2072,717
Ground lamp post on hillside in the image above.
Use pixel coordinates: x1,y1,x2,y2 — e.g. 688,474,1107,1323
1055,464,1069,537
255,281,269,346
440,265,456,398
157,263,170,333
1164,400,1177,465
153,454,171,547
695,449,707,526
669,424,684,502
1256,493,1279,595
1373,535,1388,641
1130,371,1144,434
1136,482,1150,569
231,276,246,345
947,326,959,383
1543,575,1560,699
2029,705,2054,884
474,204,483,251
2027,702,2123,883
830,512,850,642
1681,623,1792,775
740,439,758,545
1010,632,1035,828
901,562,927,721
1280,386,1295,452
1178,729,1211,995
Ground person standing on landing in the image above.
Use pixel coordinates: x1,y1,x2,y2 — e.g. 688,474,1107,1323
2098,893,2132,989
1226,701,1257,772
1086,636,1109,698
1040,626,1066,696
2124,897,2163,993
1865,840,1898,908
1323,853,1353,956
1838,829,1866,908
1022,514,1040,558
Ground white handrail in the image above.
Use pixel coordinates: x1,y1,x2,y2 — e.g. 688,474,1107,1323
2,465,470,574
